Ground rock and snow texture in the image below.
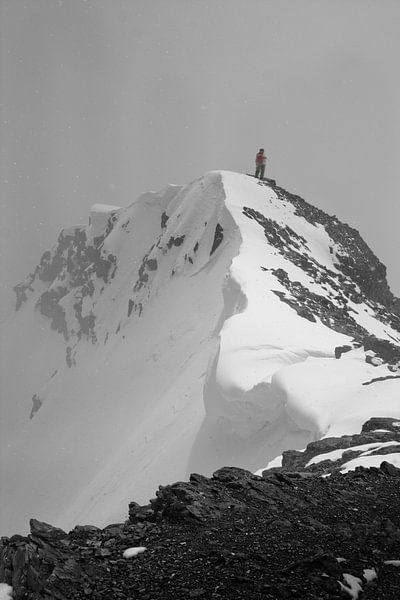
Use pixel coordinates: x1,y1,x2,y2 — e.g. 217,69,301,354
1,171,400,535
256,417,400,478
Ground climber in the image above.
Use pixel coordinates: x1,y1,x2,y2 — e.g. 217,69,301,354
255,148,267,180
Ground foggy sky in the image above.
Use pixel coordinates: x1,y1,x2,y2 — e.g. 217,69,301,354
1,0,400,306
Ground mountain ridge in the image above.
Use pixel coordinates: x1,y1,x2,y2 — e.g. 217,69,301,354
1,171,400,537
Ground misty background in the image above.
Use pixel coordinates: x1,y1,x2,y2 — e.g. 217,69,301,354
1,0,400,316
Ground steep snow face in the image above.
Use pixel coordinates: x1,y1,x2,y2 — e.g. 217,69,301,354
1,172,241,535
188,172,400,475
2,171,400,535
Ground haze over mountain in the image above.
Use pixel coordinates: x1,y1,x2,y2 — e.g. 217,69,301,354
2,0,400,307
1,171,400,537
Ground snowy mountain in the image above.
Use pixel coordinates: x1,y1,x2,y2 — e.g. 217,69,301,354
2,171,400,536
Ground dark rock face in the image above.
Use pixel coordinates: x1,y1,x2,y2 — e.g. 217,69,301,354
210,223,224,255
243,185,400,370
363,336,400,364
362,374,400,386
13,224,118,343
334,344,353,359
272,184,398,313
271,268,367,338
29,395,43,419
29,519,68,542
362,417,400,434
36,288,69,339
161,211,169,229
267,418,400,476
13,273,35,310
2,420,400,599
167,235,185,249
243,206,307,252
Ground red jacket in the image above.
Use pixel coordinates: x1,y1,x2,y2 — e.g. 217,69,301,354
256,152,266,165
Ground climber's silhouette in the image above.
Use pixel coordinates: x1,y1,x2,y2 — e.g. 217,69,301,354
255,148,267,180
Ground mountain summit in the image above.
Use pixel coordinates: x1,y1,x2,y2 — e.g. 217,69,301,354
2,171,400,536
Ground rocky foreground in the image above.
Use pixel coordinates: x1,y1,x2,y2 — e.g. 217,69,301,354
2,418,400,599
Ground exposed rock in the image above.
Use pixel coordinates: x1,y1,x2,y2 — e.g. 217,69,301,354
167,235,185,249
266,418,400,478
13,224,117,343
210,223,224,255
380,461,400,476
29,520,68,542
363,335,400,364
29,395,43,419
362,374,400,386
2,443,400,598
362,417,400,433
273,185,398,313
146,258,158,271
65,346,76,368
127,298,135,317
36,288,69,339
161,211,169,229
242,189,400,364
335,344,353,358
13,273,35,310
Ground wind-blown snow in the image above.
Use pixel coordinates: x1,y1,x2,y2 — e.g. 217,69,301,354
1,170,399,535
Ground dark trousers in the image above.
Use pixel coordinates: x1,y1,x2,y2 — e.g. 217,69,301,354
255,164,265,179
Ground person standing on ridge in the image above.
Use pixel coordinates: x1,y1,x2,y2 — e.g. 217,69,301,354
255,148,267,179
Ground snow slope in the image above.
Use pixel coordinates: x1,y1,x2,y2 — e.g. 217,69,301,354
1,171,399,535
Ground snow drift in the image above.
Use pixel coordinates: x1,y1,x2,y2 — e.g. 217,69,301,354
1,171,400,535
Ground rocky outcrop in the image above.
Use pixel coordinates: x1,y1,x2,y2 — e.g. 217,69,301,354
263,417,400,477
243,180,400,372
271,182,398,314
13,222,117,343
210,223,224,255
363,336,400,365
2,419,400,599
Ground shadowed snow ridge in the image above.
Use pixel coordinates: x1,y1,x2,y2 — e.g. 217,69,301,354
1,171,400,536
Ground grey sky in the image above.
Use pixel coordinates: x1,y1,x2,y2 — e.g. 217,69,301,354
1,0,400,302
